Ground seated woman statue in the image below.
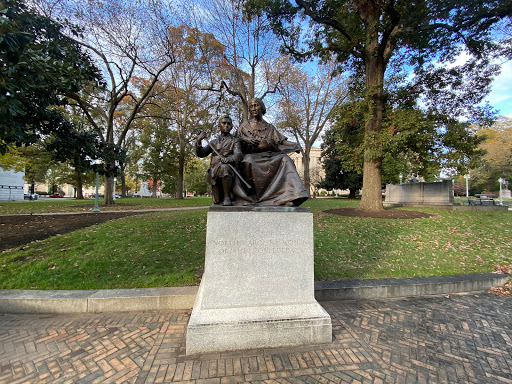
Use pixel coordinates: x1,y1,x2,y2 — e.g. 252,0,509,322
235,98,309,207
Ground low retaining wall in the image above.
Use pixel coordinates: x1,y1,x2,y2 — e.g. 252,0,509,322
385,180,453,207
0,273,508,314
0,287,198,314
314,273,509,301
453,205,510,212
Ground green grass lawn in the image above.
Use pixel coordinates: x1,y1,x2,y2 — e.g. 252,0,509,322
1,198,510,289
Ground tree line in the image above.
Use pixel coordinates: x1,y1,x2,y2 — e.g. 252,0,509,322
1,0,511,209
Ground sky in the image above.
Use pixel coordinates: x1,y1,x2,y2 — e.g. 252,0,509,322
485,60,512,118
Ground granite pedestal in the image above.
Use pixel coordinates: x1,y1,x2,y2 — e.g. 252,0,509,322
186,207,332,355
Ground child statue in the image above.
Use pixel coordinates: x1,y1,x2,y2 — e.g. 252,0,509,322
195,115,243,206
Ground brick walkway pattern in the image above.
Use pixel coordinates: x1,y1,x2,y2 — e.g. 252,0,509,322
1,293,511,383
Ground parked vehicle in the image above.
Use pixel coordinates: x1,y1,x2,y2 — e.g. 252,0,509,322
49,193,64,198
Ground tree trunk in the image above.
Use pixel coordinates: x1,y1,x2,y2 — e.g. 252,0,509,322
75,168,84,199
177,138,186,200
302,149,311,197
104,119,115,204
120,164,127,197
358,45,385,211
104,176,114,205
349,188,357,199
241,98,249,122
152,178,158,198
359,160,383,209
177,158,184,199
121,172,127,197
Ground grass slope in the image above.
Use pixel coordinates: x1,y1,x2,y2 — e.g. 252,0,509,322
1,198,510,289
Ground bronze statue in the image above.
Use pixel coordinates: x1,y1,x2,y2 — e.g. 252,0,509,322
196,116,243,206
196,101,309,207
235,98,309,207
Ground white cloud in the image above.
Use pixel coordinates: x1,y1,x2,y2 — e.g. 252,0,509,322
419,51,512,117
446,51,471,69
485,60,512,117
437,51,512,117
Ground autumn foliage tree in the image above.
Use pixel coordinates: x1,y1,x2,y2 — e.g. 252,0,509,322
326,96,485,190
471,117,512,193
318,128,362,199
134,26,225,199
44,0,180,204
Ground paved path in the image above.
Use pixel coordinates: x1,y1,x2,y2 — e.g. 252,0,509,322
1,293,511,383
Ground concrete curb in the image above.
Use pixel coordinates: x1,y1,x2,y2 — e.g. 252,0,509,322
0,287,198,314
0,273,508,314
314,273,509,301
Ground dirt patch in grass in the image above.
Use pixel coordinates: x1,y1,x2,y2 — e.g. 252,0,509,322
51,201,144,213
0,212,145,251
324,208,434,219
2,208,435,251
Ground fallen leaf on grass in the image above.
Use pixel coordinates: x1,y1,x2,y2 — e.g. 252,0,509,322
494,264,512,274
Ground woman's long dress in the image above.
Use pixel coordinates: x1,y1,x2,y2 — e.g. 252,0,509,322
236,120,309,206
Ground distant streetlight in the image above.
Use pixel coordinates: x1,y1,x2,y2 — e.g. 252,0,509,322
113,177,117,200
399,173,403,184
499,177,504,205
92,160,102,213
464,174,470,197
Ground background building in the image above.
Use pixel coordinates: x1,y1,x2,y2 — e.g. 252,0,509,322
289,148,325,196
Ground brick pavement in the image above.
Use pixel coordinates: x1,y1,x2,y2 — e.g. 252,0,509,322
1,293,511,383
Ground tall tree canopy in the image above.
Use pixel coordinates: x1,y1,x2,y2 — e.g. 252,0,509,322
275,58,348,194
192,0,284,121
324,98,486,191
247,0,512,210
132,26,224,199
41,0,180,204
0,0,102,155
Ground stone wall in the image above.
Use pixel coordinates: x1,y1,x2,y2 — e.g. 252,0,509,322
0,168,24,201
385,180,454,207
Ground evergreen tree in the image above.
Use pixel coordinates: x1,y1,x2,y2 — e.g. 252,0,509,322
318,128,362,199
0,0,101,154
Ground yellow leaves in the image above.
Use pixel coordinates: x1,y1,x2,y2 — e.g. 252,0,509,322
474,117,512,181
488,279,512,297
0,149,29,172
